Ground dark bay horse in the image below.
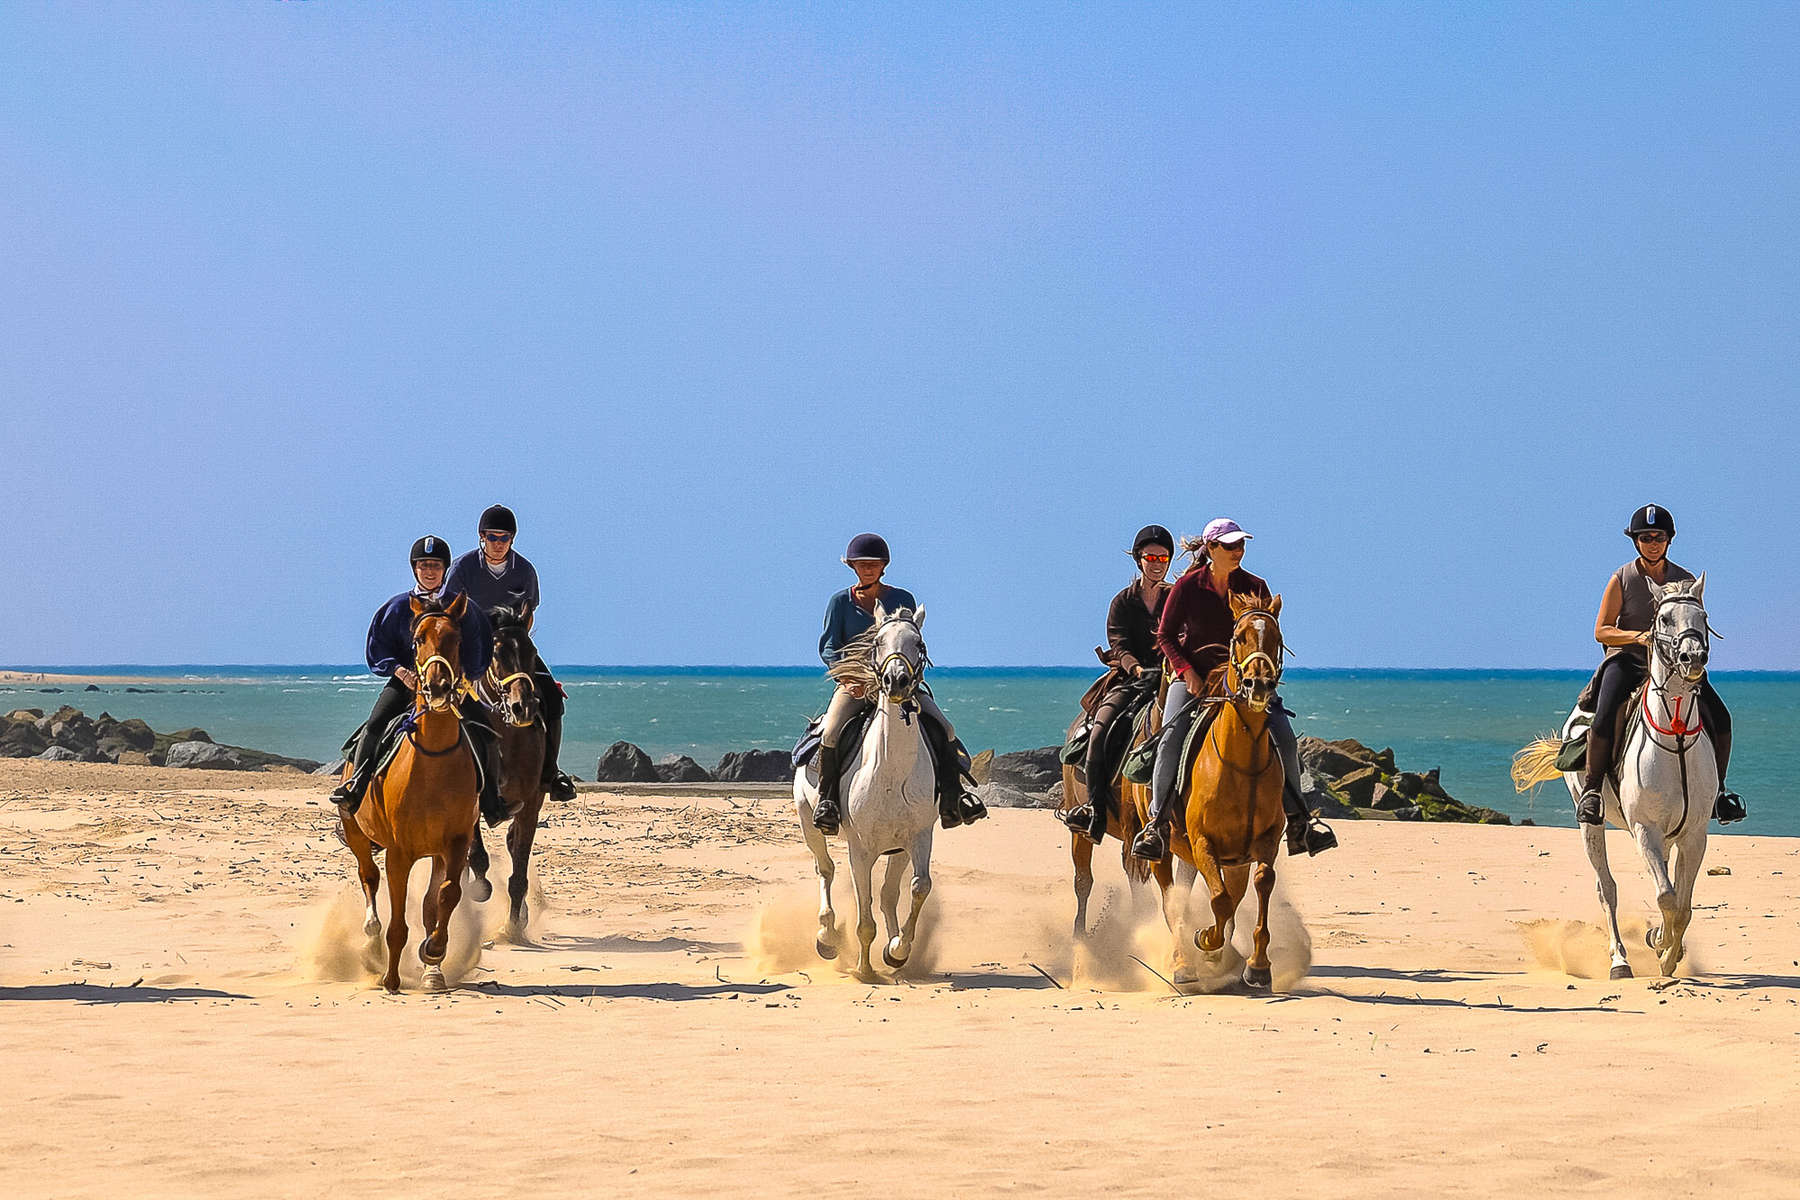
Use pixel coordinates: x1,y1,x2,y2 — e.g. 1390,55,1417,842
466,605,548,943
1141,594,1289,991
1057,677,1161,937
340,594,481,993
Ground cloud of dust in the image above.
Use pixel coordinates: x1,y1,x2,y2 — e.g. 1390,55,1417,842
1520,916,1702,979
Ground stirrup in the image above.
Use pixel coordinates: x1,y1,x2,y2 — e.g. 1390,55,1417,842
1575,787,1605,826
1714,790,1747,825
812,798,841,835
938,797,966,830
547,772,577,802
1130,826,1167,862
1287,815,1337,857
958,791,988,824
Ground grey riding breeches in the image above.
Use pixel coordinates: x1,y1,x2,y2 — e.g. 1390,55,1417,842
820,684,955,747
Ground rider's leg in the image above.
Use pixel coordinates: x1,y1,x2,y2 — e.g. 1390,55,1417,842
1579,655,1644,825
1132,679,1195,861
1268,702,1336,856
1698,680,1745,822
812,686,868,834
459,696,508,827
532,654,575,801
1066,689,1127,843
913,691,986,825
332,677,412,813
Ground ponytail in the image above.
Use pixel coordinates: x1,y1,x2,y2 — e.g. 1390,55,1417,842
1179,534,1210,576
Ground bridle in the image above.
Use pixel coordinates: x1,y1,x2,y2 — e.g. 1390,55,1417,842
409,611,461,713
1649,593,1710,682
1225,609,1284,702
873,615,928,704
1631,589,1712,838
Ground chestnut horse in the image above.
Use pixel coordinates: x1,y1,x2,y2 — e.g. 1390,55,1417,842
339,594,482,993
1057,677,1161,937
1136,594,1288,991
467,604,548,943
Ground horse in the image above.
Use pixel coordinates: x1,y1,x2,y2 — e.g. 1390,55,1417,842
338,594,482,993
1512,575,1716,978
795,603,939,981
466,604,548,943
1134,594,1288,991
1057,677,1161,938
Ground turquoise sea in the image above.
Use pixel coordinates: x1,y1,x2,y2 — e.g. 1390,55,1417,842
4,667,1796,834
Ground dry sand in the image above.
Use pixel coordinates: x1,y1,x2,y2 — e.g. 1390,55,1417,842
3,758,1797,1198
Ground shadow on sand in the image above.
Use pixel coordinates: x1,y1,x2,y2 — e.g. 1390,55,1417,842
0,983,251,1005
463,979,785,1002
514,933,742,956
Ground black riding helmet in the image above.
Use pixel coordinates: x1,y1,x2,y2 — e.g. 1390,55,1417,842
844,532,890,563
410,535,452,567
1624,504,1676,538
479,504,517,536
1131,524,1174,558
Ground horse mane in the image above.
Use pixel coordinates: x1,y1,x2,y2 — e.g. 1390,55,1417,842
489,605,529,632
1232,592,1278,617
826,608,921,692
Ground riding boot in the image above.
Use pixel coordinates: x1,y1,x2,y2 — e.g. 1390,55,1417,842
1131,735,1181,862
812,744,844,834
1576,734,1610,826
949,737,987,825
329,759,377,816
540,712,576,802
1064,718,1115,845
1705,722,1746,823
1282,779,1338,857
476,732,508,828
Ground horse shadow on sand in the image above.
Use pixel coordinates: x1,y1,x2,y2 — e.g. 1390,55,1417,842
461,978,786,1002
0,983,250,1005
508,932,741,956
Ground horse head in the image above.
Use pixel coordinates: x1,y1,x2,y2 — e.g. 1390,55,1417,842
871,602,928,704
1226,593,1284,713
485,603,540,728
1646,573,1709,685
408,592,467,711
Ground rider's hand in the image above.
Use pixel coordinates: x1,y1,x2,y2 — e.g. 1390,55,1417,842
1182,669,1204,696
395,667,419,690
1636,630,1653,646
845,683,865,700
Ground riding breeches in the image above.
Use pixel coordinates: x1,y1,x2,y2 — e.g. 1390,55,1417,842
1585,655,1732,790
351,677,490,777
1150,682,1302,830
820,684,955,748
532,653,565,780
1081,680,1146,804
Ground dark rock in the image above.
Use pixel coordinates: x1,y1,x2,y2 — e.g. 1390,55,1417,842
1393,805,1424,821
84,683,100,692
0,720,49,758
1297,736,1371,779
313,759,346,776
655,754,713,783
714,749,793,783
166,728,212,745
991,746,1061,792
1392,772,1425,799
37,687,62,693
594,741,658,783
125,687,158,694
974,781,1052,809
95,717,155,757
6,709,43,722
38,745,82,761
1368,782,1410,811
164,741,253,770
1044,780,1064,806
1335,766,1383,807
969,748,995,785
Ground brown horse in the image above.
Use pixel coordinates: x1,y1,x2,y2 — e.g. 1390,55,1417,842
466,604,548,943
339,594,481,993
1057,677,1162,937
1136,594,1288,991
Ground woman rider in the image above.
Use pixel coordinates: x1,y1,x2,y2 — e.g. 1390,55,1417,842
812,532,988,835
1060,524,1174,845
444,503,577,803
1130,519,1337,862
1575,504,1745,826
329,536,507,826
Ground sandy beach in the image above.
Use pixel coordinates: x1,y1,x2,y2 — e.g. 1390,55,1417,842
3,758,1796,1198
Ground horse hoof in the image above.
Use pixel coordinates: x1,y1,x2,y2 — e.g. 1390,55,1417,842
1243,965,1272,990
1610,963,1634,980
422,966,447,993
383,979,401,995
1646,926,1663,952
815,938,838,961
362,916,382,938
467,875,493,903
1172,969,1198,988
883,941,910,970
506,918,529,946
419,938,447,967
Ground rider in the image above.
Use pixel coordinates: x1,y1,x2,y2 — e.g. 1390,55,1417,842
1130,519,1337,862
811,532,988,835
444,503,578,803
1574,504,1744,826
330,536,507,826
1060,524,1174,845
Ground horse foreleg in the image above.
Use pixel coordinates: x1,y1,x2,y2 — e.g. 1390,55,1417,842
848,846,880,982
1166,857,1201,986
879,853,906,947
382,853,413,993
466,820,493,904
1661,833,1707,976
420,836,469,993
343,817,383,939
1581,822,1631,979
1071,832,1096,939
1190,838,1232,960
505,808,540,943
885,835,934,971
1244,860,1276,990
798,799,840,961
1630,822,1681,974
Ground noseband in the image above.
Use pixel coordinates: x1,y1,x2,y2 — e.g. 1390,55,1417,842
873,616,928,702
410,612,461,712
1227,610,1284,698
1650,594,1709,674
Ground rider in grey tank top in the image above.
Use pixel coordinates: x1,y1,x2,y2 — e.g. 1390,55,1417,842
1602,558,1696,664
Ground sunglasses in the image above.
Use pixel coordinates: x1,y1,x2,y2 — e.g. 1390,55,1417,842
1213,542,1247,553
1636,533,1668,544
1140,554,1171,565
482,532,514,543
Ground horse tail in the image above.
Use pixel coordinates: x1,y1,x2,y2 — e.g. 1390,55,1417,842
1511,737,1565,792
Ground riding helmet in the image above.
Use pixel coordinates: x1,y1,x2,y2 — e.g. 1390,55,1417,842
1131,524,1174,558
479,504,517,535
1624,504,1676,538
844,532,891,563
409,536,452,567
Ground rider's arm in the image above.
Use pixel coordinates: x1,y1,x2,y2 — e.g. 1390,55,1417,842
1105,590,1141,675
366,600,401,677
1593,574,1649,649
819,592,847,667
461,603,493,679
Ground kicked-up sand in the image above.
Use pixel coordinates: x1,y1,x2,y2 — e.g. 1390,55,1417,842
2,758,1797,1198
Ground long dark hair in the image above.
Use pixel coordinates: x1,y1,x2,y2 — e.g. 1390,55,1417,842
1179,534,1211,576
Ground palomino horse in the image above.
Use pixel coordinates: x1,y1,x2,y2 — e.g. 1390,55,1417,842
467,605,548,943
1057,678,1161,938
1513,575,1716,978
1136,594,1288,990
795,604,939,981
339,594,482,993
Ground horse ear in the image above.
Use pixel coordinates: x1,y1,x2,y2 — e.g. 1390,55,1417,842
1645,578,1666,605
1269,594,1282,619
445,592,468,620
1691,572,1706,603
409,595,427,616
873,601,888,625
913,604,926,629
1228,592,1249,618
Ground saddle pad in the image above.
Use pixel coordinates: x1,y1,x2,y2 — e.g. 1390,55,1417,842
791,705,875,771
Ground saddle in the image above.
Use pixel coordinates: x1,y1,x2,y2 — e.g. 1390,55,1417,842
792,704,950,787
1554,693,1639,776
342,711,495,794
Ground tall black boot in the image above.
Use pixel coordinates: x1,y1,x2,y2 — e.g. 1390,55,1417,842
1131,727,1183,862
1576,729,1610,826
330,759,377,816
476,731,508,828
812,744,844,834
1282,779,1337,856
540,710,576,802
1062,714,1115,845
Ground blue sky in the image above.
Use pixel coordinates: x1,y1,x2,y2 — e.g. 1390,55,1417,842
6,5,1797,668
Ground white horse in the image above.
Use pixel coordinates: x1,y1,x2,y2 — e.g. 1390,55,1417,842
795,604,939,981
1514,575,1716,978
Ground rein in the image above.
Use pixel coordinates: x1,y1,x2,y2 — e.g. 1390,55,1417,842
1224,609,1283,703
1627,589,1712,839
